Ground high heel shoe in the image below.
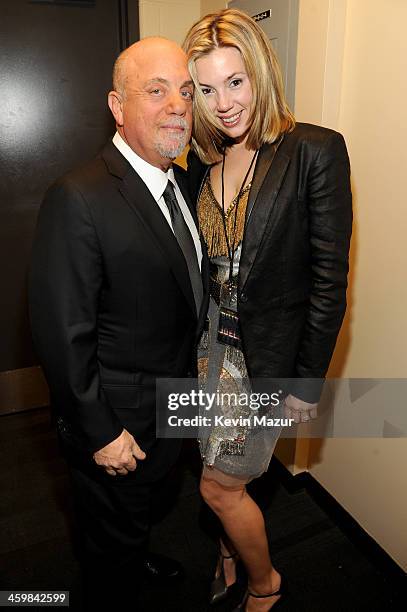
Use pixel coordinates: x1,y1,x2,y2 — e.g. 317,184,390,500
209,552,239,605
233,575,285,611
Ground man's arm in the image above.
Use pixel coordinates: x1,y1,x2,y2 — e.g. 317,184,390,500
29,178,127,455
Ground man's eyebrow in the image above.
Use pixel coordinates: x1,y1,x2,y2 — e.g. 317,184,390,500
144,77,170,86
143,78,194,88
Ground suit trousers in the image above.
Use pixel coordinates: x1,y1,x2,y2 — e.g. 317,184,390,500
70,463,170,608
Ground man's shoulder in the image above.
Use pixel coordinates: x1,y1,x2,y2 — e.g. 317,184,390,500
39,142,126,218
50,140,128,196
57,156,106,191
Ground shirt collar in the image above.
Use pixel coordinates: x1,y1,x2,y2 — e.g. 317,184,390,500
112,131,174,202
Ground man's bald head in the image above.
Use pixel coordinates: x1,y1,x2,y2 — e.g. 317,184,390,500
112,37,188,99
108,37,193,170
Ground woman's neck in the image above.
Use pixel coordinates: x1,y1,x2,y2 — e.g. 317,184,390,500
209,140,258,212
225,141,256,165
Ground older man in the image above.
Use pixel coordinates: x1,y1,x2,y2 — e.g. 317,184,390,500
29,38,208,606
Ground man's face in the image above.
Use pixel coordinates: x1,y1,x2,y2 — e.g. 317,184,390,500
109,43,193,170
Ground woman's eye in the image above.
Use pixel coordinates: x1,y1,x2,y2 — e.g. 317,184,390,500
201,87,213,96
230,79,242,88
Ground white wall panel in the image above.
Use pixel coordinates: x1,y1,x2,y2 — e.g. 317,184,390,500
139,0,200,44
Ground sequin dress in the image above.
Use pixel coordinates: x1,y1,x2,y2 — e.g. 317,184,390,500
197,176,283,483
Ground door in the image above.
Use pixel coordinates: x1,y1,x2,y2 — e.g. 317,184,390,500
228,0,299,109
0,0,139,411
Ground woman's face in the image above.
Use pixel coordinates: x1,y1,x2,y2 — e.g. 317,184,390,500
195,46,253,142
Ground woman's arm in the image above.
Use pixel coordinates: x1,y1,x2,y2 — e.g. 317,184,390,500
290,130,353,404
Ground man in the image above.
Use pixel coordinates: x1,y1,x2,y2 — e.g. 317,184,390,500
29,38,208,606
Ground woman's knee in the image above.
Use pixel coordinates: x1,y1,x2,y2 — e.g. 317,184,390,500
200,477,244,514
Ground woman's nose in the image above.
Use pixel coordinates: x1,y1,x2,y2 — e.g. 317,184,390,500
216,90,233,113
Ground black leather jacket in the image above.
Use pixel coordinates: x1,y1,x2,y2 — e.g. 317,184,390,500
187,122,353,402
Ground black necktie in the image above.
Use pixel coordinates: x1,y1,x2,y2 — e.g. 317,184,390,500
162,180,203,315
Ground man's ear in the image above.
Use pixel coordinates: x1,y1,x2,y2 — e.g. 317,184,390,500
108,91,124,126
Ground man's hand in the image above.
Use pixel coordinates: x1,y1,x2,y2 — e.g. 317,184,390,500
284,394,318,423
93,429,146,476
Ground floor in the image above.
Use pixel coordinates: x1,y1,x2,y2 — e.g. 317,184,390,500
0,408,405,611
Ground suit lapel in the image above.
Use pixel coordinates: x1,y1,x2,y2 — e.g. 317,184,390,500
239,140,290,290
173,166,198,224
174,165,210,329
102,142,197,316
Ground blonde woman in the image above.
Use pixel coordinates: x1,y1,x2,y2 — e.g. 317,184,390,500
183,9,352,611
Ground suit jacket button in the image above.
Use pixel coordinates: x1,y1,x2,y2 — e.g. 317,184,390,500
240,292,248,303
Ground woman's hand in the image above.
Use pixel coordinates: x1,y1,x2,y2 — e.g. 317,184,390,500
284,394,317,423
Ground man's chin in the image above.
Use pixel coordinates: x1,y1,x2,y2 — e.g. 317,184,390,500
155,140,188,160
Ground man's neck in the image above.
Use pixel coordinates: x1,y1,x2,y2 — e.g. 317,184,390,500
116,128,172,172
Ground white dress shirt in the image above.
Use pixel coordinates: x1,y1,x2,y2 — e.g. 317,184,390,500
112,132,202,269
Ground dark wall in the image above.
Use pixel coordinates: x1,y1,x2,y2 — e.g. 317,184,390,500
0,0,139,372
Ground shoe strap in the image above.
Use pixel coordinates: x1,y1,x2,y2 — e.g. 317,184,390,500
221,552,238,559
248,588,282,599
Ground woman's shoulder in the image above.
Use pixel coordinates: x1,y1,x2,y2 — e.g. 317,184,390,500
279,122,348,161
186,147,209,172
284,122,346,148
186,147,211,197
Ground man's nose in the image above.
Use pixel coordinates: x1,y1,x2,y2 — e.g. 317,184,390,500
166,91,187,115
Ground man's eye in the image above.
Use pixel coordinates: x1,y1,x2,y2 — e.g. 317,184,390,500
201,87,213,96
150,88,162,95
181,90,193,100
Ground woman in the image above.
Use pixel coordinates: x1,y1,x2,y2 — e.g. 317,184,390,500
183,9,352,611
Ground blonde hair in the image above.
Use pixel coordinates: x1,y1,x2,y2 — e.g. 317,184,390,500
183,8,295,164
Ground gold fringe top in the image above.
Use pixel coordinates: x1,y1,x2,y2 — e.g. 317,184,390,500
198,177,251,258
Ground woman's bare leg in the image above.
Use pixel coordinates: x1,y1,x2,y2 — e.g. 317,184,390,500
201,474,281,611
214,533,238,586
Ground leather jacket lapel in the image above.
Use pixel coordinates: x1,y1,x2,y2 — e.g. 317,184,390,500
239,140,290,291
196,164,211,210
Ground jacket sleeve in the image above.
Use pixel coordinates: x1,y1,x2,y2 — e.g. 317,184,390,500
290,131,353,403
29,178,124,453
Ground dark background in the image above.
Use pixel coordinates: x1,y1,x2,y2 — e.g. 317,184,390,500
0,0,139,374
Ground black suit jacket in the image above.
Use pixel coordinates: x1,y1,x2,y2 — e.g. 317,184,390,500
188,122,352,403
29,140,209,480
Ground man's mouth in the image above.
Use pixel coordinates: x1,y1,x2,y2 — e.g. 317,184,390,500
161,125,185,130
160,118,189,133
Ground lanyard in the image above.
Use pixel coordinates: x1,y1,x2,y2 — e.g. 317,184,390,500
220,148,258,284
